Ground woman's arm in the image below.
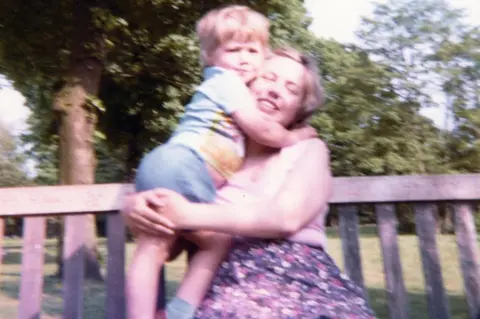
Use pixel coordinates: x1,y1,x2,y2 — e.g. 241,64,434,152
161,139,332,238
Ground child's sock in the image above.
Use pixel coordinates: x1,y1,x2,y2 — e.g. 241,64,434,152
165,297,196,319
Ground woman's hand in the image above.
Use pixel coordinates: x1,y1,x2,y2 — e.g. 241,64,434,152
121,190,177,236
153,189,194,229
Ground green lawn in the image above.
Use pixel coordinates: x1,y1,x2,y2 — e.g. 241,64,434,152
0,226,470,319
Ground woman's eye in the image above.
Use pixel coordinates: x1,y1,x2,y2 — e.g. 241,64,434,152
262,73,275,81
287,85,299,95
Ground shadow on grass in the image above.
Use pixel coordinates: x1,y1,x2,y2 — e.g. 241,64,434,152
0,232,471,319
2,242,58,250
366,288,468,319
327,224,380,239
1,251,57,265
0,277,467,319
0,275,180,319
1,277,469,319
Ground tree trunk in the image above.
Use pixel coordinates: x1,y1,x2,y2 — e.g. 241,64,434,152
53,0,104,281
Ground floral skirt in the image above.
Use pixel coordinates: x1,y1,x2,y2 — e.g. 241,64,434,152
194,239,376,319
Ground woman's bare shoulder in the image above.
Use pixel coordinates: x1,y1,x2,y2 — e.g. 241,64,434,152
287,138,330,157
278,138,330,173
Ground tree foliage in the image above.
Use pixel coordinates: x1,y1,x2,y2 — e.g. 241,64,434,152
0,0,317,276
0,124,31,187
357,0,480,173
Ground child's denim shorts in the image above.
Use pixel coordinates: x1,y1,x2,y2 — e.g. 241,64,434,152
135,143,216,204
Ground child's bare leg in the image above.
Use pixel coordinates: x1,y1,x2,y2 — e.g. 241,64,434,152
166,231,231,319
127,235,177,319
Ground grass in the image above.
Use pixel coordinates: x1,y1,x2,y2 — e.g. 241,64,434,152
0,226,470,319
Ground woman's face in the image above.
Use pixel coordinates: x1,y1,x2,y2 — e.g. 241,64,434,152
249,55,306,127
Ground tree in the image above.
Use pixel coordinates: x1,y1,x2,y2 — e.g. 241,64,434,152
353,0,480,232
357,0,466,105
1,0,316,277
356,0,480,173
0,124,31,187
432,28,480,172
309,38,445,177
0,124,32,236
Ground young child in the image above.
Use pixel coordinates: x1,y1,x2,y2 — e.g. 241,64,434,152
127,5,316,319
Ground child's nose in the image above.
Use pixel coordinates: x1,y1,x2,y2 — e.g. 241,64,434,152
239,51,248,62
239,49,253,63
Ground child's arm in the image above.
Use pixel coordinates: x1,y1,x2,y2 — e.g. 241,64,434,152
231,93,317,148
198,70,317,148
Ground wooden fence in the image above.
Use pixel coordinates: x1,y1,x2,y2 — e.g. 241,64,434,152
0,174,479,319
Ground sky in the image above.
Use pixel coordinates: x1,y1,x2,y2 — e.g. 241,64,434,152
1,0,480,137
0,76,30,136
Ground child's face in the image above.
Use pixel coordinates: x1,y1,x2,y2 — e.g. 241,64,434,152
211,39,265,84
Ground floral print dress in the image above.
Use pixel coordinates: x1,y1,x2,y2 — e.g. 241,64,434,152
194,239,376,319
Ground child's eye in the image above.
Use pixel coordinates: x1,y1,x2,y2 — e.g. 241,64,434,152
227,47,240,52
248,48,258,53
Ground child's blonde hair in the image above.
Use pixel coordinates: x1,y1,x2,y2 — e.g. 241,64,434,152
196,5,270,66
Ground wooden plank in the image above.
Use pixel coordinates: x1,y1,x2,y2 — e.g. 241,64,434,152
414,203,450,319
18,217,46,319
62,215,87,319
0,173,480,217
453,203,480,319
338,205,367,295
376,204,409,319
331,174,480,203
0,183,133,216
106,213,126,319
0,218,4,273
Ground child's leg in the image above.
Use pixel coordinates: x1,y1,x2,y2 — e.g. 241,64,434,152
166,232,231,319
132,143,217,319
127,235,177,319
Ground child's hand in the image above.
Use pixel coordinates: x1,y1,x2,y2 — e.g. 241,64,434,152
287,125,317,145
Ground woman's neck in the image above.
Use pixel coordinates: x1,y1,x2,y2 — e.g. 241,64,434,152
244,140,277,159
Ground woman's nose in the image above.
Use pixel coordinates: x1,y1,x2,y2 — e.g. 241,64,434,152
268,90,279,100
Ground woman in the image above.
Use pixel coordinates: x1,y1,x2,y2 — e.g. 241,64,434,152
124,47,375,319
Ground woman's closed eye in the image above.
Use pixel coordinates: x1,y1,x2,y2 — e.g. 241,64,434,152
261,72,276,81
286,82,300,95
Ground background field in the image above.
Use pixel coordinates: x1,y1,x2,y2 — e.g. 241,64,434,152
0,226,470,319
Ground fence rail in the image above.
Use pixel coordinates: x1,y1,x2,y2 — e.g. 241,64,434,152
1,174,479,319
